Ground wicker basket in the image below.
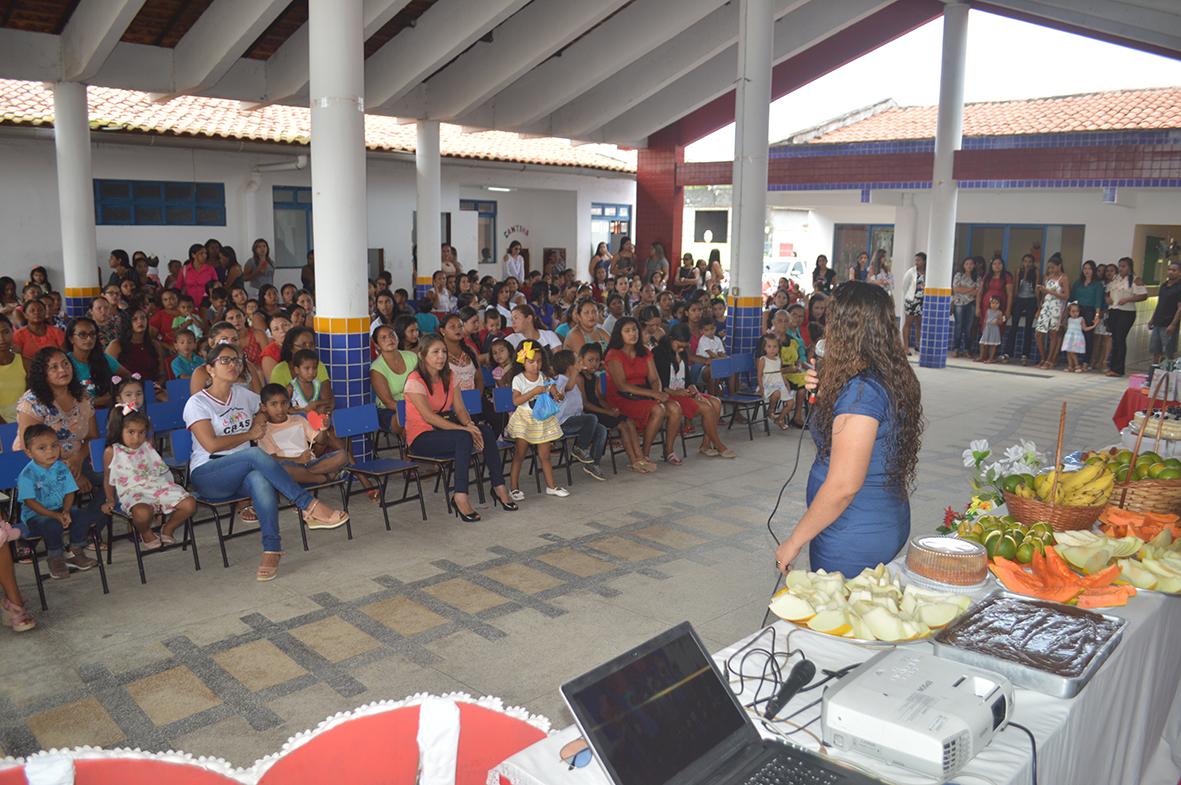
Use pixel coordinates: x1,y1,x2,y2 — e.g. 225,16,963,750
1111,382,1181,514
1002,492,1106,532
1111,479,1181,514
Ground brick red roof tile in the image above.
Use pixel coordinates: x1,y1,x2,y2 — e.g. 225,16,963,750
0,79,636,172
808,86,1181,144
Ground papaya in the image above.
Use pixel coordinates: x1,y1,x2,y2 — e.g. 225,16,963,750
1044,547,1079,583
1079,564,1121,589
1038,584,1084,604
1078,586,1131,608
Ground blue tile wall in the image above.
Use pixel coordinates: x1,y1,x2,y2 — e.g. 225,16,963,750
726,305,763,362
65,296,91,318
918,293,952,369
317,330,373,462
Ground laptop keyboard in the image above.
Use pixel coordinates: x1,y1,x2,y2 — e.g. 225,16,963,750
744,751,842,785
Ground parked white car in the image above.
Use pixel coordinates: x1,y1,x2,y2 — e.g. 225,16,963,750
762,257,809,297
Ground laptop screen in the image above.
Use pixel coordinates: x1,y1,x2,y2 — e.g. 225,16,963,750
564,626,748,785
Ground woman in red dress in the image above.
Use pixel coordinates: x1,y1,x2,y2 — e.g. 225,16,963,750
977,256,1014,347
605,316,680,473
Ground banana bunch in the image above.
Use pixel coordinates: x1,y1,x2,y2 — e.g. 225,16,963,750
1033,463,1115,507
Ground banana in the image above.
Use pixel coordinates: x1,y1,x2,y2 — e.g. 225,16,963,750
1059,462,1104,492
1034,471,1057,501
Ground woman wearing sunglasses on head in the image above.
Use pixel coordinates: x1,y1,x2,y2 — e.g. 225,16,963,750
183,342,348,582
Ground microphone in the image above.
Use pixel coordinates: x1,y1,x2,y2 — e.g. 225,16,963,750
808,339,825,405
764,659,816,719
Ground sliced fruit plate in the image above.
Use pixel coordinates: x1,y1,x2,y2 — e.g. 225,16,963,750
767,563,987,646
1057,526,1181,596
989,543,1142,606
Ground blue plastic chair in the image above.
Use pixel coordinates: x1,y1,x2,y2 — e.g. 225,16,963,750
334,404,427,527
147,399,186,434
0,421,17,451
481,366,495,388
491,384,574,491
95,407,110,436
166,378,191,402
715,355,768,439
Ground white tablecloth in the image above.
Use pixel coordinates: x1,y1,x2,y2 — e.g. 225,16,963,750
490,594,1181,785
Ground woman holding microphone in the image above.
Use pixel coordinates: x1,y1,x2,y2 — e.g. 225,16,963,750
775,281,923,576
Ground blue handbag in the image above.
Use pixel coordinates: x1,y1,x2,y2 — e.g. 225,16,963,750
532,389,559,420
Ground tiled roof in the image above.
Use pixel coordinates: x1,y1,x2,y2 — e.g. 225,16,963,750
0,79,636,172
807,87,1181,144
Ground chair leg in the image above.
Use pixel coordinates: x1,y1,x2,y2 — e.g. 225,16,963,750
378,476,392,531
105,516,114,565
532,446,543,493
298,502,310,552
212,507,230,568
93,528,110,595
564,439,574,486
29,549,48,611
133,527,147,585
413,471,427,521
187,519,201,572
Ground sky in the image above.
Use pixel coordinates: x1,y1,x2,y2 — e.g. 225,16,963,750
685,8,1181,161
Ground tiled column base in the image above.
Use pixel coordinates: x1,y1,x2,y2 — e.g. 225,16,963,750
414,277,433,302
314,316,373,462
918,289,951,369
726,296,764,361
64,287,101,318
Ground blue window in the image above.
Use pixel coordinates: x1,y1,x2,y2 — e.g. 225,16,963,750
94,179,226,226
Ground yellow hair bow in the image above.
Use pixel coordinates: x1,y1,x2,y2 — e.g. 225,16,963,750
516,344,537,364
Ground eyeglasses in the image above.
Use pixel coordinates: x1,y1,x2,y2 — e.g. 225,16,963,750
215,356,243,366
559,739,593,770
73,331,96,338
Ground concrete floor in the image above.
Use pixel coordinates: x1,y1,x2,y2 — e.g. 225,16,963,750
0,361,1130,765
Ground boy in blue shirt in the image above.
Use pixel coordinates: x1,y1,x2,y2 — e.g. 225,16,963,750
170,328,203,379
16,424,99,580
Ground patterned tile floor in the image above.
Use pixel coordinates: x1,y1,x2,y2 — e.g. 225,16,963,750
0,363,1128,765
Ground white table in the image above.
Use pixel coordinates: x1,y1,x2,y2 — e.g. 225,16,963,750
490,593,1181,785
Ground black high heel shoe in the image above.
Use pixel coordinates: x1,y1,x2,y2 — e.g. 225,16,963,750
491,493,519,512
449,495,482,522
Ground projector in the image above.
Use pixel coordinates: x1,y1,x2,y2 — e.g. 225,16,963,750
821,648,1012,779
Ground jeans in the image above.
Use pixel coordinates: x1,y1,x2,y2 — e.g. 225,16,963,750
952,303,976,353
562,414,608,462
1004,297,1037,359
409,424,505,495
1108,309,1137,375
189,447,313,552
1149,324,1178,360
19,508,99,556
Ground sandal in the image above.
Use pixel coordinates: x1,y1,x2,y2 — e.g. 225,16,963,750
699,446,720,457
159,533,177,546
638,458,658,472
664,453,683,466
718,448,738,459
239,506,259,523
140,535,163,551
257,551,283,582
303,499,349,530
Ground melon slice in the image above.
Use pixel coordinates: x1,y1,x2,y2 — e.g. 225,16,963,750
769,592,816,622
807,609,852,636
917,602,962,629
861,606,907,642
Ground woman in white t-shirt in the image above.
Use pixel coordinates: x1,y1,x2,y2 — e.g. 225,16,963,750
183,342,349,581
1104,256,1148,377
506,304,562,351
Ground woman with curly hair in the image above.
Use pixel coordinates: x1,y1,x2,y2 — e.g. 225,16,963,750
775,281,924,576
12,347,102,507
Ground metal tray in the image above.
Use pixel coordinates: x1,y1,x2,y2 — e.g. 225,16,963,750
931,593,1126,698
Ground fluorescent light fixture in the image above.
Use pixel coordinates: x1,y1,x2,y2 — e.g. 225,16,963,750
486,186,513,192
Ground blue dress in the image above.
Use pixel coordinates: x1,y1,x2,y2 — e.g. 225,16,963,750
806,375,909,576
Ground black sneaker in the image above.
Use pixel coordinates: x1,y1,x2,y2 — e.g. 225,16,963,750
582,463,607,481
571,447,594,464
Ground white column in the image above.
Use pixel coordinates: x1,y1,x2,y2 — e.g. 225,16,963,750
730,0,772,300
416,119,442,295
53,81,99,315
308,0,367,321
892,193,918,320
919,0,968,368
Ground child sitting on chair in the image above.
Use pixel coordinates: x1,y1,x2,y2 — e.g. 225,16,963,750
287,349,349,456
100,403,196,549
16,424,100,580
257,384,349,485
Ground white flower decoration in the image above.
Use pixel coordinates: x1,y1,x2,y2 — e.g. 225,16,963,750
962,439,991,468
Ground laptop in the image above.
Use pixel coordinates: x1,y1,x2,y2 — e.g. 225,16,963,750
560,622,885,785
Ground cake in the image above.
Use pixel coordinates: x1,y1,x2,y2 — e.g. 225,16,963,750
905,535,988,586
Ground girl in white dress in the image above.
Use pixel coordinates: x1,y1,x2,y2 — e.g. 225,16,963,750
1060,302,1094,373
100,405,196,549
757,333,792,430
